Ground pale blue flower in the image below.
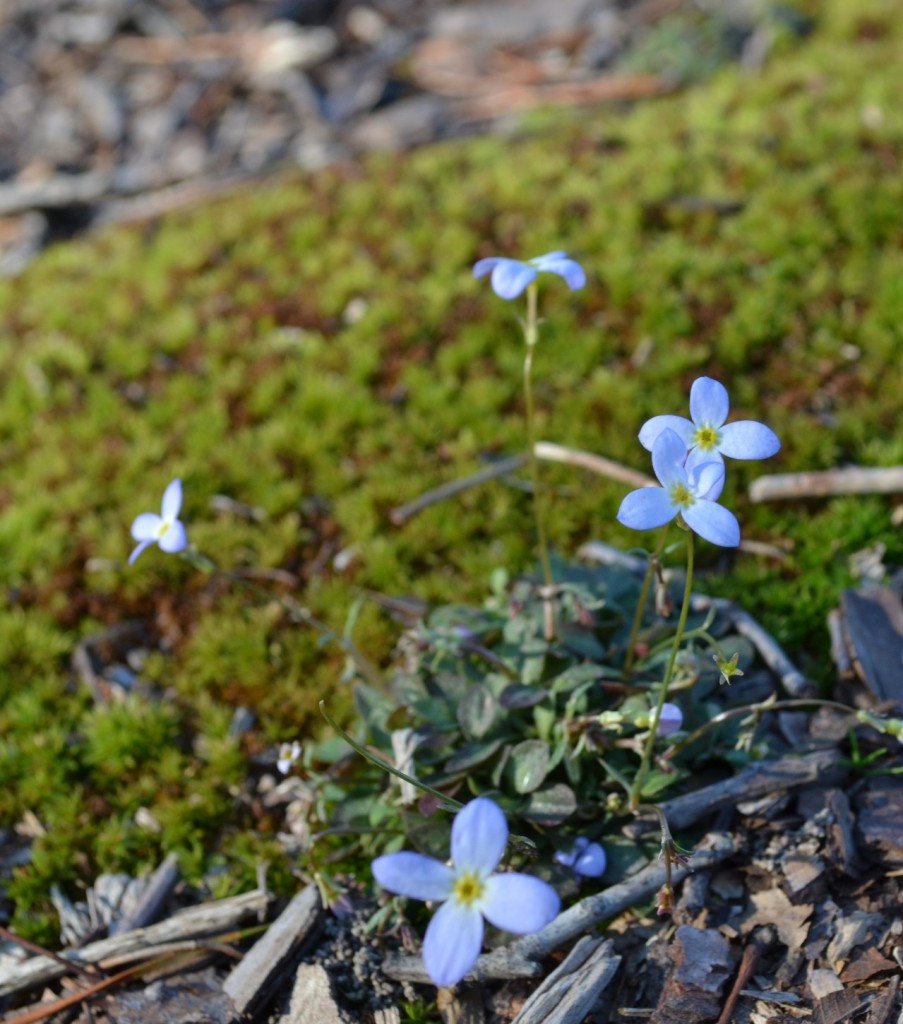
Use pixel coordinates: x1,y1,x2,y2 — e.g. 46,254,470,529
277,741,301,774
555,836,607,878
618,429,740,547
473,251,586,300
639,377,780,466
372,797,560,988
129,479,188,564
656,702,683,737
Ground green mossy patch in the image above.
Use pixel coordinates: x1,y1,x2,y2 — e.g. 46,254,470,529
1,0,902,938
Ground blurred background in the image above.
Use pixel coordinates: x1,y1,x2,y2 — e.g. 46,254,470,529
0,0,811,273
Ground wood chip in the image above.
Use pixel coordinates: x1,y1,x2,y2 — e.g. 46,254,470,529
650,927,733,1024
511,937,621,1024
741,889,812,952
0,889,271,1000
224,885,322,1019
279,963,352,1024
839,946,897,984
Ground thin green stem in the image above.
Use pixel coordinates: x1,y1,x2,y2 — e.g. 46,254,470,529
624,535,667,673
319,701,462,812
630,528,694,809
522,282,554,594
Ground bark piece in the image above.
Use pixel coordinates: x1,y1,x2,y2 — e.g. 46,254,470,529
840,946,897,984
839,587,903,702
100,966,233,1024
624,748,842,838
224,885,322,1019
511,937,620,1024
741,889,812,952
865,974,899,1024
823,789,862,877
650,927,733,1024
809,968,863,1024
279,963,351,1024
853,778,903,867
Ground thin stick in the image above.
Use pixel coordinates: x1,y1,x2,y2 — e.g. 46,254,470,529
390,454,525,525
0,926,97,981
390,446,653,526
749,465,903,502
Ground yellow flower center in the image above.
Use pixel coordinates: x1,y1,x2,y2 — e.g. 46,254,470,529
154,520,171,540
693,425,721,451
669,483,695,509
452,871,485,908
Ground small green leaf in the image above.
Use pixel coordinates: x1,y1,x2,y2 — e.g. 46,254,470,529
444,739,503,773
499,683,546,709
520,783,576,825
457,685,497,740
507,739,550,794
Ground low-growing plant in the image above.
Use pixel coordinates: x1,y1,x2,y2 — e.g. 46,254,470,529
117,252,901,990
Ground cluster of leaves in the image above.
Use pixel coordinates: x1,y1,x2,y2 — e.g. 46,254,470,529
311,558,759,886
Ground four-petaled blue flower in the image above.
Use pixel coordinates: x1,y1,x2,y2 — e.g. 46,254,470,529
372,797,560,988
554,836,607,878
639,377,780,466
129,479,188,564
618,429,740,547
473,251,586,300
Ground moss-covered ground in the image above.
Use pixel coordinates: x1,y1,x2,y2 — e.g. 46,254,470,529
1,0,902,943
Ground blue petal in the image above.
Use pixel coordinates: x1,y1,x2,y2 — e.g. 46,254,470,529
718,421,781,460
617,487,676,531
688,457,725,500
689,377,729,428
490,260,536,299
161,479,183,520
573,841,607,878
481,873,560,933
682,501,740,547
422,900,483,987
372,852,454,901
656,702,683,736
531,253,586,290
451,798,507,874
131,512,163,541
159,521,188,553
128,539,153,565
651,429,690,489
638,415,694,452
472,257,502,280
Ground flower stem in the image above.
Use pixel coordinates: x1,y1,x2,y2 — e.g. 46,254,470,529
629,529,694,809
624,535,667,674
522,282,554,598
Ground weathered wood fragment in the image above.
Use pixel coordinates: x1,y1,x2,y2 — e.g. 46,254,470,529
0,889,270,999
750,466,903,502
853,778,903,867
511,936,620,1024
224,885,322,1019
437,984,486,1024
278,963,351,1024
650,927,733,1024
110,853,181,935
838,587,903,703
624,748,842,839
